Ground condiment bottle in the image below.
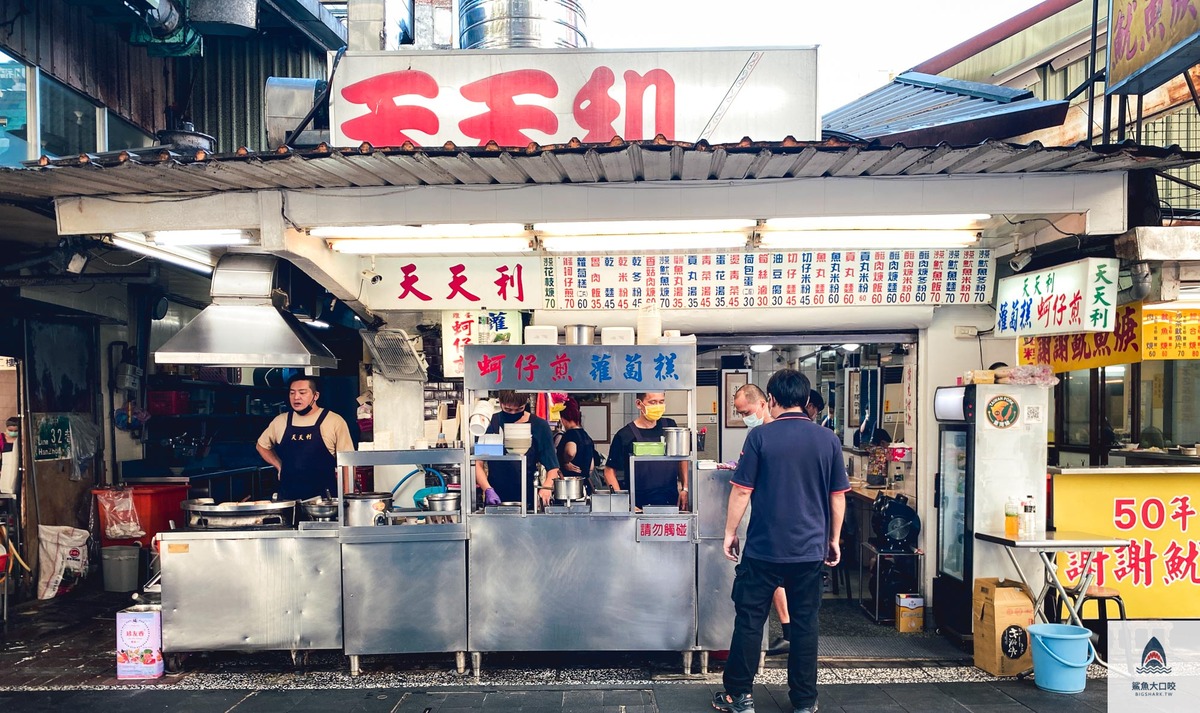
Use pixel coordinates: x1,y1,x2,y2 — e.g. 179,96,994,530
436,433,447,449
1004,497,1020,538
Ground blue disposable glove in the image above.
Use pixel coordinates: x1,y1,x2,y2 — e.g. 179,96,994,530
484,487,501,506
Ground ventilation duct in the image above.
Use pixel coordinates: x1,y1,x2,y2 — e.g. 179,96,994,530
459,0,588,49
360,329,428,382
155,254,338,368
189,0,259,36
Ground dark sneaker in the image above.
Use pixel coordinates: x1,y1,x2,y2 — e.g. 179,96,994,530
767,636,790,655
713,691,755,712
793,704,818,713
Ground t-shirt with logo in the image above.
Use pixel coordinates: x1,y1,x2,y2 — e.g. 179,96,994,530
732,412,850,563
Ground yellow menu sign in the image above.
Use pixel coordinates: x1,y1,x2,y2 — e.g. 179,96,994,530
1018,302,1141,373
1143,308,1200,360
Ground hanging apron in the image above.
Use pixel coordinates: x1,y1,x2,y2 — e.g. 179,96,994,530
276,409,337,501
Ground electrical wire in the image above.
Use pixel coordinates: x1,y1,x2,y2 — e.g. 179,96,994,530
1002,214,1077,238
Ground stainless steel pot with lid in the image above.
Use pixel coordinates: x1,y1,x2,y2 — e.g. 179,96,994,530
343,491,392,526
553,476,586,501
663,427,691,456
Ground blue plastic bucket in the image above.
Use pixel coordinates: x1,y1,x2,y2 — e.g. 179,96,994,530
1028,623,1095,694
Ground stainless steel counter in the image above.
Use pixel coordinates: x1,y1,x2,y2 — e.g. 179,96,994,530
159,527,341,653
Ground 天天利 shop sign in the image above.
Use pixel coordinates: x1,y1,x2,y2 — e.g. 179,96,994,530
994,258,1118,337
330,48,818,147
464,344,696,391
365,257,541,310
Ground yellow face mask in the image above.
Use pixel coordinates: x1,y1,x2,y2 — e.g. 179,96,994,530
643,404,666,422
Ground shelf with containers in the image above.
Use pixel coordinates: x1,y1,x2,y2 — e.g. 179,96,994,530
142,375,281,467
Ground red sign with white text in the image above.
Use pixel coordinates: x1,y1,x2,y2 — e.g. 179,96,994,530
330,49,818,147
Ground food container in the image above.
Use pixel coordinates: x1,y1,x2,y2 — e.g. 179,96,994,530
524,325,558,344
601,327,635,345
553,476,585,501
564,324,597,345
663,427,691,456
631,441,666,456
424,492,460,512
343,492,392,526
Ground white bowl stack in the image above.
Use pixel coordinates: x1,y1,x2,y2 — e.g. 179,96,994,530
503,423,533,454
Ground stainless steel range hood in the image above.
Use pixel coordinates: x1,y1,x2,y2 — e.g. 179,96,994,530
155,254,337,369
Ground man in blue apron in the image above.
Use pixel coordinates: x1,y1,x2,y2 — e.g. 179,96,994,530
256,374,354,500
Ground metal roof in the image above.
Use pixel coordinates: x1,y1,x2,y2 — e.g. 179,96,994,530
1,136,1197,202
822,72,1069,145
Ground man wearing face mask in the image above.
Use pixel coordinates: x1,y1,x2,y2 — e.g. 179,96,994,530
475,390,561,510
1,417,19,496
256,374,354,501
604,392,689,510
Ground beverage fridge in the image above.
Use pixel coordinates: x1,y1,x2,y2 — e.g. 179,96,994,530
932,383,1049,640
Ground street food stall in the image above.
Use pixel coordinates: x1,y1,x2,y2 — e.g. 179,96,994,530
463,342,713,675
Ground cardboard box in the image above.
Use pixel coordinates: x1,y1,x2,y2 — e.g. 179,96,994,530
116,605,164,679
973,578,1035,676
895,593,924,633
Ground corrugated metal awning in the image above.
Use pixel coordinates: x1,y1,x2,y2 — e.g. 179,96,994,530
1,136,1196,203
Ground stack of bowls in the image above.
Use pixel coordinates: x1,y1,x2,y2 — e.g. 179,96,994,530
503,422,533,454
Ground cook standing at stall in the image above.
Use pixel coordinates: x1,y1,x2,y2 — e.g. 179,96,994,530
603,392,689,510
475,390,562,509
555,397,596,494
256,374,355,500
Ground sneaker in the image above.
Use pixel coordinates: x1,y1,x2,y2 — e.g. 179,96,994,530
713,691,755,712
793,705,818,713
767,636,790,655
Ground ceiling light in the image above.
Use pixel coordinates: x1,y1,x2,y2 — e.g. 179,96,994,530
148,229,254,246
841,343,861,352
535,219,756,236
766,214,991,231
757,230,980,250
327,237,533,254
541,233,747,253
749,344,774,353
310,223,527,239
110,234,214,274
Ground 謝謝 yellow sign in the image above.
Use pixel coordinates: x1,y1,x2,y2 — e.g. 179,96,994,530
1017,302,1141,373
1143,308,1200,360
1054,469,1200,618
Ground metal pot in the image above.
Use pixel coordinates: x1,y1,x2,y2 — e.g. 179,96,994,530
564,324,596,345
181,497,297,529
343,492,392,526
663,427,691,456
424,492,460,512
553,476,585,501
301,495,338,520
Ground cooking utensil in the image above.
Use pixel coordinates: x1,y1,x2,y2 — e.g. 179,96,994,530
181,497,297,529
343,492,392,526
564,324,597,345
663,427,691,456
424,492,460,512
301,494,339,520
553,476,585,501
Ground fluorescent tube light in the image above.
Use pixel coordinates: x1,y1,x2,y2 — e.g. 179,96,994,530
535,219,756,236
310,223,527,239
749,344,774,353
328,237,533,254
148,229,254,246
541,233,748,253
110,234,215,275
765,214,991,231
841,343,861,352
758,230,980,250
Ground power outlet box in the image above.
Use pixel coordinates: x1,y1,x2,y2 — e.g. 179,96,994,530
954,326,979,339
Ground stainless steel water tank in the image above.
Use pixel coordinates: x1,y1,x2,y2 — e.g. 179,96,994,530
459,0,588,49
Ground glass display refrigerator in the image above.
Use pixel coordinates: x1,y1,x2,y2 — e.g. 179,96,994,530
933,383,1049,641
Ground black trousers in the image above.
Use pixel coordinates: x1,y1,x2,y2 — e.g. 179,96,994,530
723,556,824,709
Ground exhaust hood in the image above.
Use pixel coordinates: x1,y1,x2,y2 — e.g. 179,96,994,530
155,254,338,369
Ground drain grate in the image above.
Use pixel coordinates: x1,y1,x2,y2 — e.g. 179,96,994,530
818,635,968,662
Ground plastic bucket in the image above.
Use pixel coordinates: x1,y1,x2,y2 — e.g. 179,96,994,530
101,545,141,592
1028,623,1095,694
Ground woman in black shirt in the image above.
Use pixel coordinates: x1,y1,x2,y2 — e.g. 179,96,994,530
555,398,596,494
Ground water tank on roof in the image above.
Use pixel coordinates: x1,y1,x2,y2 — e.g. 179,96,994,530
459,0,588,49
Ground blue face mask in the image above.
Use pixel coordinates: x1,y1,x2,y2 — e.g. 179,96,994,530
742,413,763,429
498,409,525,424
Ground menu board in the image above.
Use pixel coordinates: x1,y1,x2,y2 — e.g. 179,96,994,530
1143,308,1200,360
542,248,992,311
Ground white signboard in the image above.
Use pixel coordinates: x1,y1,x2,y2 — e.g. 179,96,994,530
994,258,1118,337
543,248,993,310
330,48,818,147
440,310,522,378
365,257,543,309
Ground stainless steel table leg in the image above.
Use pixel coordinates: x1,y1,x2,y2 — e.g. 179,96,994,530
699,650,710,675
682,650,693,675
349,654,360,677
758,651,766,673
471,651,482,679
456,651,466,675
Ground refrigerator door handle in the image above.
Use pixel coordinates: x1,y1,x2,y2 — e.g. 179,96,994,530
933,472,940,508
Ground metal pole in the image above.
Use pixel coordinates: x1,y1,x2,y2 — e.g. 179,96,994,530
1087,0,1100,145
